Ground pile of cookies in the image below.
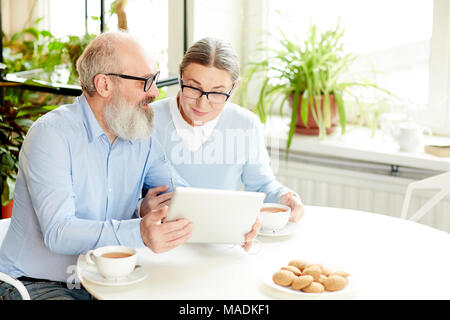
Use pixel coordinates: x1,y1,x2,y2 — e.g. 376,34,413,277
272,259,350,293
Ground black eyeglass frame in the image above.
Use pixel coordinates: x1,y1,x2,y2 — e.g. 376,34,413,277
105,71,160,92
179,78,235,104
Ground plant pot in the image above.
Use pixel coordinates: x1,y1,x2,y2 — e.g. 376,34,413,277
290,94,338,135
1,200,13,219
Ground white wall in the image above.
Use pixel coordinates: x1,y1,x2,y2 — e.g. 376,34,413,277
187,0,244,58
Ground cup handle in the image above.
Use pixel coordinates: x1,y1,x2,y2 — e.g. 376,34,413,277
423,127,432,136
85,250,96,265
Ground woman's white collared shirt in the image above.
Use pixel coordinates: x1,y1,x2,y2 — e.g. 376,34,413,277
169,97,220,152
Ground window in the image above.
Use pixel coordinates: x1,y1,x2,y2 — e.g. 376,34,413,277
268,0,433,112
261,0,450,136
47,0,170,80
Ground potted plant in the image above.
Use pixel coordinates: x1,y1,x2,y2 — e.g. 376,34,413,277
0,80,60,218
0,91,27,218
241,21,389,153
1,22,68,218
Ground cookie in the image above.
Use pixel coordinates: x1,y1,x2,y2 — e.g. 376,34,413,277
301,281,325,293
272,270,297,287
288,259,309,271
332,270,350,278
291,275,313,290
323,275,347,292
281,265,302,276
321,267,333,277
318,274,328,284
308,263,323,272
301,265,321,281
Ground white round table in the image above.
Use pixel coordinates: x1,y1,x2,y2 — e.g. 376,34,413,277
77,206,450,300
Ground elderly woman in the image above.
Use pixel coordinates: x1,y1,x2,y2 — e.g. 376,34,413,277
149,38,304,237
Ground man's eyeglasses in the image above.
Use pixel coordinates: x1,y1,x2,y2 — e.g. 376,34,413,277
180,78,234,104
105,71,160,92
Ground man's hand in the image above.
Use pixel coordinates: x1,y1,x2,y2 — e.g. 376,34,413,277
280,192,304,222
242,217,261,252
140,185,173,218
140,206,193,253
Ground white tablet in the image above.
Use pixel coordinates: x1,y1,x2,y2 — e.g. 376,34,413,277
165,187,266,244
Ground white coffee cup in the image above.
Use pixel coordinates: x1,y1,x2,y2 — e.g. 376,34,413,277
394,122,432,152
259,203,291,232
85,245,137,280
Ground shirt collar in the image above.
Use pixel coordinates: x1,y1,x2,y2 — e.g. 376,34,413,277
169,96,221,152
79,94,105,142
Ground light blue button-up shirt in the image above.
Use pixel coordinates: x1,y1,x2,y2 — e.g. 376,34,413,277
0,95,187,282
151,97,296,203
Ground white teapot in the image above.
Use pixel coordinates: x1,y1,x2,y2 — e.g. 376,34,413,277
393,122,432,152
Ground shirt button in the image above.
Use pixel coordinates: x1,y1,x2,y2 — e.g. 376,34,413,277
108,188,112,193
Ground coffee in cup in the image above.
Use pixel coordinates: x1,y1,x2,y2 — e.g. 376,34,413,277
259,203,290,232
101,252,134,259
85,245,137,280
261,207,288,213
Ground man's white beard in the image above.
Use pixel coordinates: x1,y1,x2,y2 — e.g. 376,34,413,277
104,92,154,141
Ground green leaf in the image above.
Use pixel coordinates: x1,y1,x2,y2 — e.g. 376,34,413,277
324,93,331,128
34,17,44,25
10,31,24,42
6,176,15,203
48,40,65,51
335,92,346,134
257,78,271,123
287,90,300,154
300,90,309,127
279,95,289,117
1,152,15,171
1,180,10,206
23,27,39,40
40,30,53,38
16,107,50,118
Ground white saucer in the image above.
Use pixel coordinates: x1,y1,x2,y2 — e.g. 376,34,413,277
258,221,298,237
77,255,148,287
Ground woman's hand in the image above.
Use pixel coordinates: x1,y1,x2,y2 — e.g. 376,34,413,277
242,217,261,252
280,192,304,222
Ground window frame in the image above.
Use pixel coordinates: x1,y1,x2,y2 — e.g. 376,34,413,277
426,0,450,135
0,0,185,96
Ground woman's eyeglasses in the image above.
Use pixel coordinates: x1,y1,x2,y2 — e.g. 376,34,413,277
105,71,160,92
180,78,234,104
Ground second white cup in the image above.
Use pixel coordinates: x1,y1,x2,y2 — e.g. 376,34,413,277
259,203,291,232
85,245,137,280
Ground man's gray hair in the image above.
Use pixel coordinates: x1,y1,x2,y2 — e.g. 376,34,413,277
76,30,136,96
180,37,240,83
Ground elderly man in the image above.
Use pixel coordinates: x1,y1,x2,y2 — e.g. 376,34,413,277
0,31,193,300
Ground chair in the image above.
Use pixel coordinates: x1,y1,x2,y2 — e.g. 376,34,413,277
0,218,31,300
400,171,450,222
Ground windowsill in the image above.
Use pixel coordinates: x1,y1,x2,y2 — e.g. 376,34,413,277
263,116,450,172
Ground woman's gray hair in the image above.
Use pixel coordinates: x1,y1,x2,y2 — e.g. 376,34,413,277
180,37,240,83
76,30,136,96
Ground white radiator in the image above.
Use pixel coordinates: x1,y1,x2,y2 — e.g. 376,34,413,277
272,157,450,234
